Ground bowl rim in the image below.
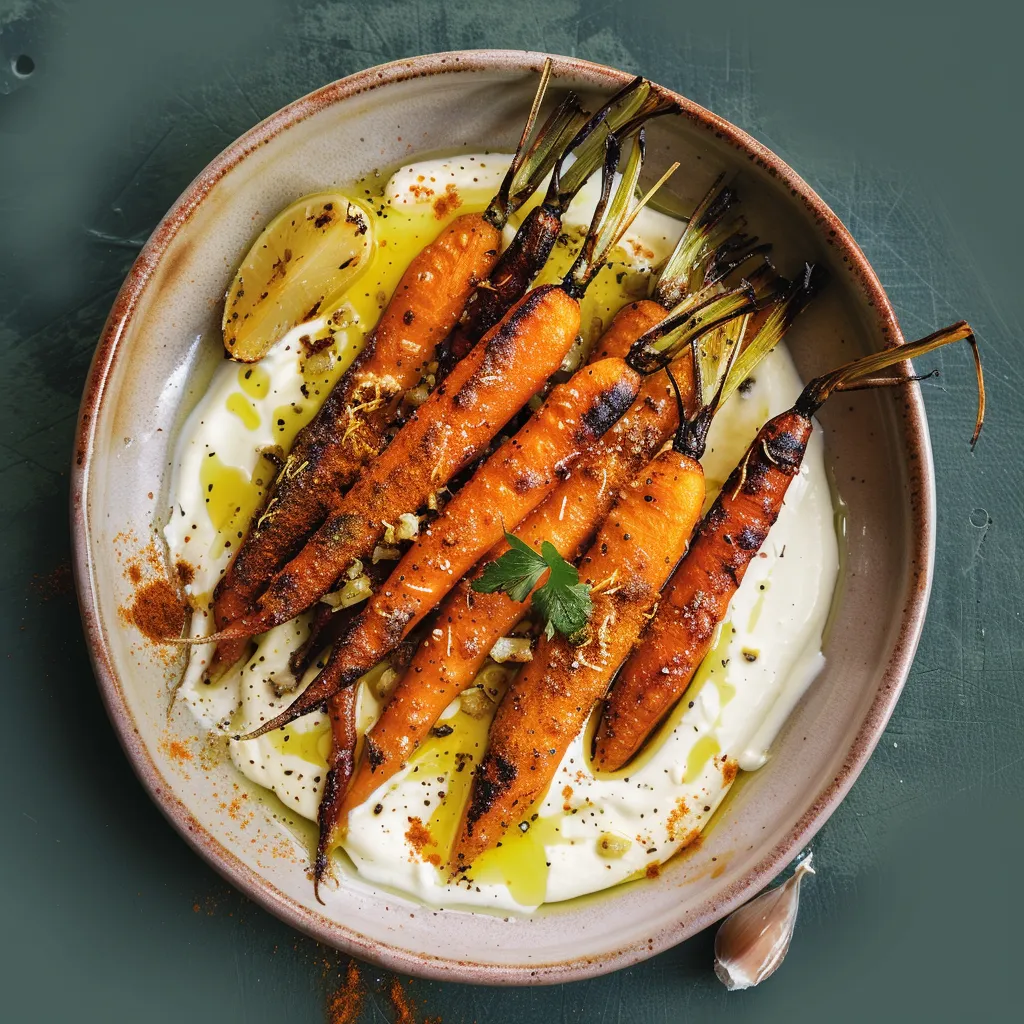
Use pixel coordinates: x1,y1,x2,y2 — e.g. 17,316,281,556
70,48,935,985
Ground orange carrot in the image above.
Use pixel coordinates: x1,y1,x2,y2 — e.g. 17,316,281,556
593,319,985,770
313,685,357,898
451,446,703,872
209,67,583,674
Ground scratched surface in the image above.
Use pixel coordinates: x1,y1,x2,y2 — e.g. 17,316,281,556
1,0,1020,1020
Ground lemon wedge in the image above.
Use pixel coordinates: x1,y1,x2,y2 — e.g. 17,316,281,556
222,192,374,362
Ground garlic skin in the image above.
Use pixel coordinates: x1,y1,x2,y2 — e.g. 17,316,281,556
714,854,815,991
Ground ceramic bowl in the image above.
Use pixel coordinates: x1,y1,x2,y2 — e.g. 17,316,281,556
72,50,931,984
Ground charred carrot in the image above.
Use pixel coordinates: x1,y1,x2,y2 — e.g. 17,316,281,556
593,317,985,771
313,685,357,898
200,133,656,648
448,275,818,870
438,77,677,375
209,64,580,674
335,285,760,819
451,448,701,872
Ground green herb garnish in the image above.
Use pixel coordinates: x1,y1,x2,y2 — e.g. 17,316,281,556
472,533,593,640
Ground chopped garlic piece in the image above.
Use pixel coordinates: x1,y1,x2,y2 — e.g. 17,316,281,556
459,686,496,719
395,512,421,541
372,544,401,563
597,833,632,859
373,668,399,700
489,636,534,663
321,574,372,610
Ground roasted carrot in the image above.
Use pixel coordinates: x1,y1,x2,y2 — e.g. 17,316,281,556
451,448,701,872
447,275,818,870
200,133,654,647
593,317,985,771
438,77,677,375
209,64,581,674
335,286,758,819
244,354,642,737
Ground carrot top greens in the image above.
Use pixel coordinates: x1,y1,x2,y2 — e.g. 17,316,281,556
472,532,592,640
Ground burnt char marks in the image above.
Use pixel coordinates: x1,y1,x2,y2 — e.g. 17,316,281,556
763,427,807,471
453,287,554,408
381,607,415,648
578,376,638,443
462,205,562,342
418,420,444,457
365,735,385,771
703,502,729,534
736,525,767,551
464,752,518,834
513,469,544,494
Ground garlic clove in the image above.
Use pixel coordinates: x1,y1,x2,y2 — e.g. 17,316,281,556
714,853,814,991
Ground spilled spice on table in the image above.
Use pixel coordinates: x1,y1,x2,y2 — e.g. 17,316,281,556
388,977,416,1024
327,960,365,1024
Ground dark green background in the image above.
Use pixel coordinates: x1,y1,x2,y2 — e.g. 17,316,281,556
2,1,1020,1020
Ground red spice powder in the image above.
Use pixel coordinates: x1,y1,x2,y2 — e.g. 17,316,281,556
326,961,365,1024
388,978,416,1024
405,817,440,866
160,738,193,764
721,757,739,786
127,578,185,641
175,560,195,586
432,183,461,220
665,797,690,843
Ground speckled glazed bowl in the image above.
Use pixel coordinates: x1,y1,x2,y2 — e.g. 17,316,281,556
72,50,932,984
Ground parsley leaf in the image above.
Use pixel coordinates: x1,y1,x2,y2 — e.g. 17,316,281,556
472,533,548,602
532,542,593,640
471,534,592,640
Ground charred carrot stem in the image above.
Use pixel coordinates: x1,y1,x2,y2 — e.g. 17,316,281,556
593,319,984,770
241,356,641,738
451,447,703,873
209,65,573,675
438,77,677,376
